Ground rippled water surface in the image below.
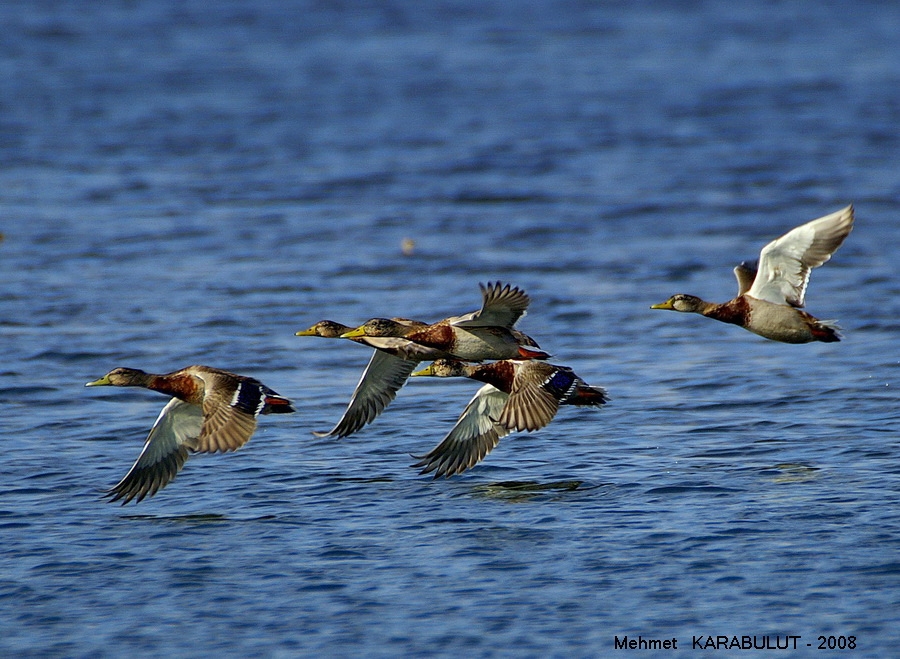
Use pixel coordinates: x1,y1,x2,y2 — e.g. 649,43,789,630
2,1,900,656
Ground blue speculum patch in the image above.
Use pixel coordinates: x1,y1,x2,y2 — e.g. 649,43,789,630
545,370,576,397
233,383,264,415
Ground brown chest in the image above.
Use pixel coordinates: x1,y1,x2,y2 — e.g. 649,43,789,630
706,297,752,327
150,373,205,405
407,323,456,350
469,361,516,394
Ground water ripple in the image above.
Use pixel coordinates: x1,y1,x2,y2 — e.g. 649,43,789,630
2,1,900,656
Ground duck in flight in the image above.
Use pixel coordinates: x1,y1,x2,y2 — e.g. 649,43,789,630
409,358,607,478
339,282,547,362
651,205,854,343
85,365,294,504
296,282,548,439
295,318,430,438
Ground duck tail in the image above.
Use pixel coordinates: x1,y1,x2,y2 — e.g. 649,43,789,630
812,320,842,343
262,393,296,414
570,385,609,407
518,345,552,360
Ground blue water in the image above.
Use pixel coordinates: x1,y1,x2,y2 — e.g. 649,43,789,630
2,1,899,656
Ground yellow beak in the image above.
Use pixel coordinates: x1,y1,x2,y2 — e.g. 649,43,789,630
650,299,675,310
410,364,435,377
340,327,366,339
85,375,112,387
294,328,317,336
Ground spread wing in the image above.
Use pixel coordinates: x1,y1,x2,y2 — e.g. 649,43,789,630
450,282,531,328
496,364,561,432
106,398,202,505
197,396,258,453
412,384,511,478
361,336,450,362
747,205,854,307
314,351,419,438
185,372,261,453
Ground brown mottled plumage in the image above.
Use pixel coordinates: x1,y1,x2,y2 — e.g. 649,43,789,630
340,282,549,362
409,359,607,478
298,282,548,439
86,365,294,504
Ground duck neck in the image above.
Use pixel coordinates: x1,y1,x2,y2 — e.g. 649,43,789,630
466,361,515,394
122,370,155,388
147,373,203,403
704,297,751,326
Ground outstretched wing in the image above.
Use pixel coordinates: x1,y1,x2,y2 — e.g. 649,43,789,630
412,384,511,478
314,351,419,438
496,364,563,432
450,282,531,328
187,374,269,453
747,205,854,307
106,398,202,505
361,335,451,362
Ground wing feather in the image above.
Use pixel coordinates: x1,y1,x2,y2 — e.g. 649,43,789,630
314,351,419,438
747,205,854,307
733,260,758,296
197,403,258,453
186,372,260,453
412,384,511,478
106,398,202,505
496,365,561,432
450,282,531,328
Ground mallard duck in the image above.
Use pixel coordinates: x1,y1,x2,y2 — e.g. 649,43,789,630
295,319,426,438
409,359,607,477
298,282,548,439
340,282,549,362
85,365,294,504
651,205,854,343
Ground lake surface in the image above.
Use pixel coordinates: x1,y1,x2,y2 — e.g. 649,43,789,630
2,1,899,656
